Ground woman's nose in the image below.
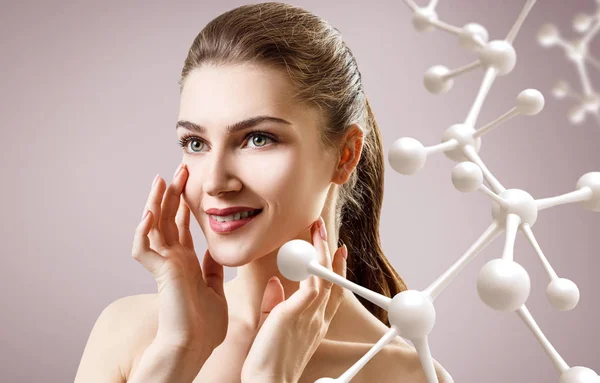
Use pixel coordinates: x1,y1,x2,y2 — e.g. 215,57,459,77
202,153,242,197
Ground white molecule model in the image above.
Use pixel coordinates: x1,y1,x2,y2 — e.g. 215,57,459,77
537,1,600,126
275,1,600,383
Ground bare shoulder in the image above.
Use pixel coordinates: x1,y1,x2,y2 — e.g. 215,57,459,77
75,293,159,383
108,293,159,380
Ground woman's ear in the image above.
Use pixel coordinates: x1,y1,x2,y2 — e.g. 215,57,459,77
333,124,364,185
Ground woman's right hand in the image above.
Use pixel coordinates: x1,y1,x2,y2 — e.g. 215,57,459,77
131,163,228,356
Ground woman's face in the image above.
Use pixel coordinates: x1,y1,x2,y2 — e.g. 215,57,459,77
177,63,336,267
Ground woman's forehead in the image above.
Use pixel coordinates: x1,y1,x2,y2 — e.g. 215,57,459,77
181,64,295,111
178,63,321,132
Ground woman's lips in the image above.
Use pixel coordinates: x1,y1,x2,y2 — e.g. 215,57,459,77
208,210,262,233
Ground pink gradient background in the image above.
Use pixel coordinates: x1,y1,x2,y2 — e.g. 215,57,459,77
1,0,598,382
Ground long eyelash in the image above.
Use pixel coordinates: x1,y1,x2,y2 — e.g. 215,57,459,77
177,134,197,149
177,129,279,151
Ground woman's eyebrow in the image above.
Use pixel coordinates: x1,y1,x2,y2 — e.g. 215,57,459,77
175,115,292,134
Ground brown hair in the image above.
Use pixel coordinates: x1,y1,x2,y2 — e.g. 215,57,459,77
179,2,408,326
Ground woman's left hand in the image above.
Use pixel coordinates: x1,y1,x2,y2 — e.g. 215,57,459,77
240,216,348,383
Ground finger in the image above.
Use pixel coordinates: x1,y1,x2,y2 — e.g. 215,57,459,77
132,210,166,276
257,276,285,331
324,244,347,324
284,220,324,317
312,217,333,293
174,196,202,281
201,249,225,297
160,163,188,246
298,221,321,304
145,175,167,251
175,195,194,249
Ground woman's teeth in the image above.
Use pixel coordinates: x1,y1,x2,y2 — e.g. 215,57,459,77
211,209,261,222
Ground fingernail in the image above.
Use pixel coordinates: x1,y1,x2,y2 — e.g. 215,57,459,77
173,163,184,179
341,244,348,260
141,208,149,221
152,173,159,187
318,217,327,241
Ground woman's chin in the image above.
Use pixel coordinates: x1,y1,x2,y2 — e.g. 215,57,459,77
208,248,255,267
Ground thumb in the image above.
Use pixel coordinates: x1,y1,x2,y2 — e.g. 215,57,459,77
257,276,285,331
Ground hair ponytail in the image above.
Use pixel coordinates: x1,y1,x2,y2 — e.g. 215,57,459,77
336,98,408,326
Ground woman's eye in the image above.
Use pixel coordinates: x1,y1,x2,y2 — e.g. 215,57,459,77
188,139,205,153
247,134,272,148
178,132,276,154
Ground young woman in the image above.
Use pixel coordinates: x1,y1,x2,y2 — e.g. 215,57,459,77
75,2,453,382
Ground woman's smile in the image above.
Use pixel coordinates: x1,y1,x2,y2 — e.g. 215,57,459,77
208,209,263,233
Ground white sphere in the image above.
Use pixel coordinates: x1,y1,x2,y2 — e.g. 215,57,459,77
568,104,586,125
491,188,538,227
388,290,436,339
583,94,600,113
459,23,489,51
576,172,600,212
559,366,600,383
537,23,560,47
477,258,531,312
451,162,483,192
412,8,438,32
441,123,481,162
423,65,453,94
516,89,545,115
314,378,337,383
552,80,570,99
277,239,317,281
573,13,593,33
388,137,427,175
479,40,517,75
547,278,580,311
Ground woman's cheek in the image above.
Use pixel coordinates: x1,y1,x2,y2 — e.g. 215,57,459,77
181,168,202,214
244,152,299,193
